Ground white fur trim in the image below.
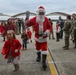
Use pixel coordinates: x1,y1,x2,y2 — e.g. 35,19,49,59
36,50,41,52
35,37,47,43
37,7,45,13
41,51,48,54
38,9,45,13
39,23,43,34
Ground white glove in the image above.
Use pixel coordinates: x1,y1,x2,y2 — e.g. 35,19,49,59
43,30,50,37
39,37,43,40
15,49,18,53
26,11,30,18
42,32,47,37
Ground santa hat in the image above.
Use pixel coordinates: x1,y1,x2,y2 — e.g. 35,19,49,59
37,6,45,13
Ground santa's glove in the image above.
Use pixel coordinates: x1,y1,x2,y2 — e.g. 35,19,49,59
42,30,50,37
26,11,30,19
39,37,43,40
15,49,18,53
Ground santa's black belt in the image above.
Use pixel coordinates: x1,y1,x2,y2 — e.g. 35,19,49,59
36,33,43,36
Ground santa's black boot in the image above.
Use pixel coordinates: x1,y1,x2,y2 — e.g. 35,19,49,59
42,54,47,70
36,52,41,62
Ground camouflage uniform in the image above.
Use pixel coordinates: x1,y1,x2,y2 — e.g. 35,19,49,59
70,19,74,42
71,17,76,48
63,20,72,50
15,20,20,35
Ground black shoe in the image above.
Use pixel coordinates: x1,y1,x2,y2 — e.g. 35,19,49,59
42,60,47,70
62,46,66,48
74,46,76,49
31,40,32,43
42,54,47,70
52,37,55,40
2,40,5,42
56,40,59,42
37,57,41,62
73,40,74,43
36,52,41,62
49,37,51,39
63,47,69,50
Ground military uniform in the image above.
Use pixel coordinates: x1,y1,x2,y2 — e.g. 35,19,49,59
71,17,76,48
15,20,20,35
63,20,72,50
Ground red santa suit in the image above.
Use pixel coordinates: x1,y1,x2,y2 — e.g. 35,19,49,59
26,16,52,54
26,6,52,69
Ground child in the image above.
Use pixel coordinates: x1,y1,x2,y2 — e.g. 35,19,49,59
1,30,22,72
26,28,32,43
0,21,6,42
55,22,61,41
21,30,28,50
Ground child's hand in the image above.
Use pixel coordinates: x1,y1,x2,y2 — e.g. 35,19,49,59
15,49,18,53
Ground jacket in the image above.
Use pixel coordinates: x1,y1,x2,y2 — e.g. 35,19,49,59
1,39,22,59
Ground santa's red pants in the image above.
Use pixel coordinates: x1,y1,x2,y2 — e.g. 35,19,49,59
35,41,48,54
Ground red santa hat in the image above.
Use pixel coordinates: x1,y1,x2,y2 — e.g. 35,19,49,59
37,6,45,13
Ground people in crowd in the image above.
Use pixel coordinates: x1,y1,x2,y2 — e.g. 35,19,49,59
62,15,72,50
15,18,20,35
0,21,6,42
55,22,61,41
21,30,28,50
57,16,64,39
6,19,16,33
49,18,55,40
71,13,76,49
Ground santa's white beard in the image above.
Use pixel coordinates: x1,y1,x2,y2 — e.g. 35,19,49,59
36,15,45,23
36,15,45,34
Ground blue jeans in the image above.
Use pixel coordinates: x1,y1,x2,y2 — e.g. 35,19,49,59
22,40,27,48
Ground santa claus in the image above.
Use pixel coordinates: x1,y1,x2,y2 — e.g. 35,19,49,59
25,6,52,70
